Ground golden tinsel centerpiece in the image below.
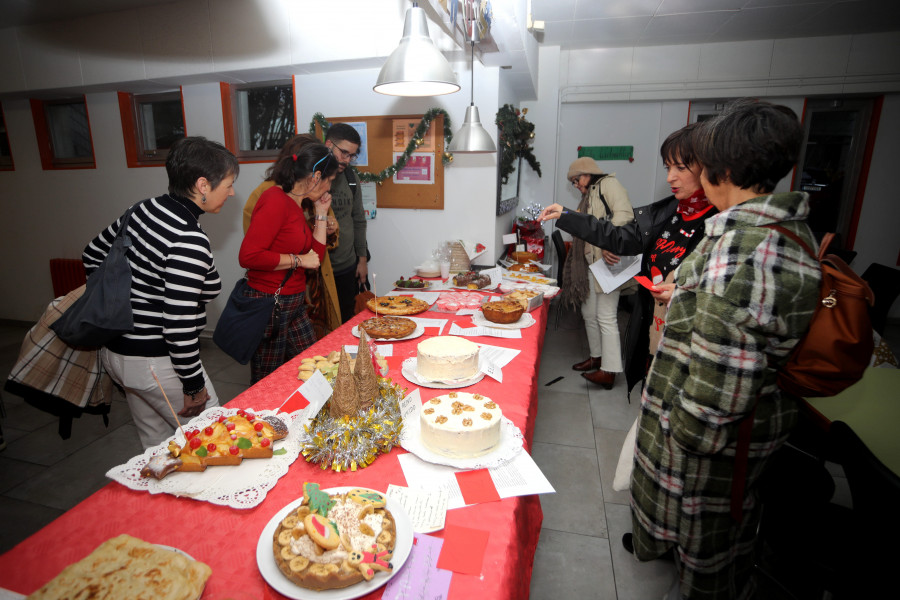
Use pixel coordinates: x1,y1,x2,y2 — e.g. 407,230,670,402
298,331,405,472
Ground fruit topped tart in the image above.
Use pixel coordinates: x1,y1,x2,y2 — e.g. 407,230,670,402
140,409,288,480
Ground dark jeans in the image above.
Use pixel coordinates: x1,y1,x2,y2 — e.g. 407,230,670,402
333,264,359,324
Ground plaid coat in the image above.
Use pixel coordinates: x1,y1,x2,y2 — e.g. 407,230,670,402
7,285,114,409
630,192,821,600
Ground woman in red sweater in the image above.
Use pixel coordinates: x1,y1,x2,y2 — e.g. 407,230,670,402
240,142,339,383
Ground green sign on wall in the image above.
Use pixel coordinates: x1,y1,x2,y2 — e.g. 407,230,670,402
578,146,634,161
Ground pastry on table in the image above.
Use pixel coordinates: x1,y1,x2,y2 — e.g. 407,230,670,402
366,295,429,316
481,300,525,324
272,483,397,591
359,316,417,339
26,534,211,600
140,410,288,479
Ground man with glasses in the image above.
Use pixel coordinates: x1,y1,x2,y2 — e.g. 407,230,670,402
324,123,368,323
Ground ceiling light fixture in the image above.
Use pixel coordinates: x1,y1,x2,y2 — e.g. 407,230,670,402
447,3,496,154
374,3,460,97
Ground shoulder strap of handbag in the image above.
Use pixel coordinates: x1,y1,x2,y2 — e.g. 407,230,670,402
116,206,137,246
272,268,295,305
595,175,613,219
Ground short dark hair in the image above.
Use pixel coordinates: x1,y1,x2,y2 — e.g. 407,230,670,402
166,137,239,198
269,141,339,192
660,123,699,168
694,99,802,193
325,122,361,147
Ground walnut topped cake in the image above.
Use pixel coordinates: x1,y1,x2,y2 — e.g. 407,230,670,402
420,392,502,458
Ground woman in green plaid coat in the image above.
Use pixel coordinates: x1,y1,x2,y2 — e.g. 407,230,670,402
630,100,822,600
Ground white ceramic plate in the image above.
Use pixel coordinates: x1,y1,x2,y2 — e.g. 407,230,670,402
256,487,413,600
471,311,537,330
400,416,525,470
352,324,425,342
400,358,486,389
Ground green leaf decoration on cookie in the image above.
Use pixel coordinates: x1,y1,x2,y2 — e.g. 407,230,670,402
359,492,384,503
273,448,287,455
195,446,208,457
236,437,253,449
304,482,336,515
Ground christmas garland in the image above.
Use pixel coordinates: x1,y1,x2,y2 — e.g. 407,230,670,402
309,110,455,184
495,104,541,184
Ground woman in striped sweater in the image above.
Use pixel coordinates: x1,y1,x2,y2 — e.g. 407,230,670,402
83,137,239,449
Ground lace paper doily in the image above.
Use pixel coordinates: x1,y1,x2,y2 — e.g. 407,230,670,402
106,407,305,509
399,415,524,470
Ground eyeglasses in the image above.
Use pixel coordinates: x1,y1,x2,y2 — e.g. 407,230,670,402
570,178,581,187
331,143,359,162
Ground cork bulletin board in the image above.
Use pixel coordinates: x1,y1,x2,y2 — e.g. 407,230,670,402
318,114,445,210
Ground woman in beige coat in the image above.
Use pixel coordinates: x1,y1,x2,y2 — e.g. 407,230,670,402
560,157,635,388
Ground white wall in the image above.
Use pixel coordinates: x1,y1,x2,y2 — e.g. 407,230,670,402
522,32,900,318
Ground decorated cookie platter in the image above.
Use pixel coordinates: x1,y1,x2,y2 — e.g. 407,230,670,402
256,487,414,600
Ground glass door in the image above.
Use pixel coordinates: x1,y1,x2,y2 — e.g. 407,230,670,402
795,98,877,249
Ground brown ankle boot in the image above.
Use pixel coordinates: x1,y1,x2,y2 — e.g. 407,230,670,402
572,357,601,371
582,369,616,389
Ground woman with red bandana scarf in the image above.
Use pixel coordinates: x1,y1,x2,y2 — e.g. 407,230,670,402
540,123,716,397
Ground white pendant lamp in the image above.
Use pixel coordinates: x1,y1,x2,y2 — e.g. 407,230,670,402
374,3,460,97
448,39,496,153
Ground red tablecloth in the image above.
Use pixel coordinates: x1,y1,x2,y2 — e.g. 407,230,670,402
0,302,547,599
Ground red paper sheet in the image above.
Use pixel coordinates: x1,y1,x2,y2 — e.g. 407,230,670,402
279,388,309,412
455,469,501,505
437,524,490,575
633,275,657,291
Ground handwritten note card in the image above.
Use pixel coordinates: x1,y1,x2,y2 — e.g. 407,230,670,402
386,485,448,533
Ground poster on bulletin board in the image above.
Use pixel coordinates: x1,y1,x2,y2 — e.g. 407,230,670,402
393,153,435,185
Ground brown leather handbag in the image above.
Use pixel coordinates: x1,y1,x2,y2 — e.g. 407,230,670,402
764,225,875,398
353,280,375,315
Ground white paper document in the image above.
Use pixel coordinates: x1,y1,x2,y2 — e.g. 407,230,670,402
589,254,642,293
345,343,393,357
479,266,503,288
277,370,331,417
448,322,522,339
478,343,521,368
397,451,555,510
386,484,448,533
410,317,448,334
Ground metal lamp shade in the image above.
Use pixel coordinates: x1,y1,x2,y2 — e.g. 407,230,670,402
374,6,460,97
448,104,496,153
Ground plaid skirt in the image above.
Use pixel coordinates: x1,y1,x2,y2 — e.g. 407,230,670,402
245,287,316,384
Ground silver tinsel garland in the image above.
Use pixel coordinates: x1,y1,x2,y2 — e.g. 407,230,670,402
298,376,406,472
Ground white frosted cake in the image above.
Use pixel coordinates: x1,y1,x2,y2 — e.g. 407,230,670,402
416,336,480,382
420,392,502,458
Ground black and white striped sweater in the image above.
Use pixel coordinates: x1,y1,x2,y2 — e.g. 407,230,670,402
82,194,221,394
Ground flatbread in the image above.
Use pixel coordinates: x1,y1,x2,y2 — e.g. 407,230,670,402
27,534,211,600
365,295,429,316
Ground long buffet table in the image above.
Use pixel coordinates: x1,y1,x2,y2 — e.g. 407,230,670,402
0,298,549,599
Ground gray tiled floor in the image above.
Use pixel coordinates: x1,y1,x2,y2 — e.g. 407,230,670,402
1,312,898,598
